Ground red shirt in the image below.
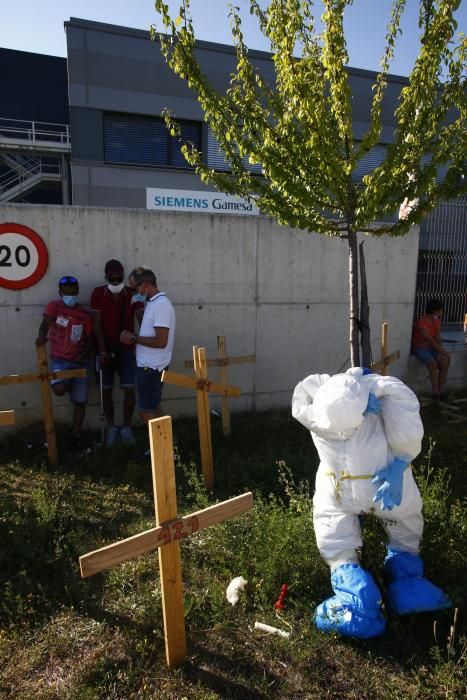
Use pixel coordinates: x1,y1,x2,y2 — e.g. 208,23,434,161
90,286,143,350
412,315,441,349
45,300,93,360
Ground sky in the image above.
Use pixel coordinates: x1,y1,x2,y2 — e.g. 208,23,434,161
1,0,466,77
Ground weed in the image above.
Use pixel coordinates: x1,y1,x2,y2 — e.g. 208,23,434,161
0,404,466,699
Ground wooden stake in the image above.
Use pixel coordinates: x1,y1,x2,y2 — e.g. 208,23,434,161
381,323,388,376
194,347,214,491
79,416,254,668
0,410,15,426
0,349,87,465
162,346,241,489
217,336,231,437
371,323,400,375
184,337,255,437
149,416,186,667
80,492,253,577
36,344,59,466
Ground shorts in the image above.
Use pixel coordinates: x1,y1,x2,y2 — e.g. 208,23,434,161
135,365,165,412
51,357,90,404
412,347,439,364
99,350,136,389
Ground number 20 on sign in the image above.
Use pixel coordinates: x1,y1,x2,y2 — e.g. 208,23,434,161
0,223,49,290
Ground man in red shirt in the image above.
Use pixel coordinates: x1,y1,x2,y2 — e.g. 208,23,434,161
411,299,451,400
36,275,93,445
91,260,143,446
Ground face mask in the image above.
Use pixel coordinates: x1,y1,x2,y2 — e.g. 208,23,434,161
132,292,147,303
107,282,124,294
62,295,78,307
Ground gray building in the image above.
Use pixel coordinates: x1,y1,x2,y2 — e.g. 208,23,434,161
65,17,408,209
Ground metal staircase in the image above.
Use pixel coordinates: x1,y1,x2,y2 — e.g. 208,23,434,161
0,118,71,203
0,154,63,202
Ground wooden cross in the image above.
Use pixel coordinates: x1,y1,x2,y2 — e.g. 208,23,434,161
0,345,86,465
163,346,241,490
79,416,253,667
0,410,15,426
184,335,255,437
371,322,400,375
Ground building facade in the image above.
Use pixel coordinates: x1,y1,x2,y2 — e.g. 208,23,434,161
65,17,408,208
0,48,70,205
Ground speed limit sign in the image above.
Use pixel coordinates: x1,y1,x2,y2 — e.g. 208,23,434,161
0,223,49,290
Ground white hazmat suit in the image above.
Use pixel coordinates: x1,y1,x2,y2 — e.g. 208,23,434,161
292,368,451,638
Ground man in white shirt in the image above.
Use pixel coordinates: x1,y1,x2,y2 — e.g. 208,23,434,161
120,267,175,424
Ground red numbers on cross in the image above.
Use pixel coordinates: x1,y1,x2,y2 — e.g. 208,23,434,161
156,515,200,546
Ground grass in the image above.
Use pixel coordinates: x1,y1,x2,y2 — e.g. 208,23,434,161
0,396,466,699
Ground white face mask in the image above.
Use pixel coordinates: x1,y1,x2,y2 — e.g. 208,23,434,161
107,282,124,294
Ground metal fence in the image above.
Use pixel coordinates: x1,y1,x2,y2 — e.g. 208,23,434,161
414,196,467,351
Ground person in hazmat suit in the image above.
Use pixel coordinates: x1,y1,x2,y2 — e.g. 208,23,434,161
292,367,451,638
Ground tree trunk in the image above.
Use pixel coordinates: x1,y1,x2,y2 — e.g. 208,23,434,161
348,227,360,367
359,241,372,368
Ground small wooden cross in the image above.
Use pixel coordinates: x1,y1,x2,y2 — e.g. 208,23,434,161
0,345,86,464
79,416,253,667
0,410,15,426
371,322,400,375
184,335,255,437
163,346,241,490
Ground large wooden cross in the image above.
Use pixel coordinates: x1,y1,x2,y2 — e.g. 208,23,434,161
163,346,241,490
79,416,253,667
184,335,255,437
371,322,400,375
0,345,86,465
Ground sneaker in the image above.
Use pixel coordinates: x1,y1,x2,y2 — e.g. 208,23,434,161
120,426,136,446
106,425,119,447
439,392,449,403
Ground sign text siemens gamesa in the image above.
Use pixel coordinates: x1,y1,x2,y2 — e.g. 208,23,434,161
146,188,260,216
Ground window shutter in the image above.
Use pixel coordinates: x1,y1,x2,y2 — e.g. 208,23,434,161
207,127,262,174
352,144,388,182
104,113,201,169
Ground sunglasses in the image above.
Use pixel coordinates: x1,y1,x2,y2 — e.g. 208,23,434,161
59,276,78,285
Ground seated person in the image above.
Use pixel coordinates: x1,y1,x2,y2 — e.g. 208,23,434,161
411,299,450,401
36,275,93,446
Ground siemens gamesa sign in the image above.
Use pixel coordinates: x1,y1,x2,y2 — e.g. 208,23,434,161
146,188,260,216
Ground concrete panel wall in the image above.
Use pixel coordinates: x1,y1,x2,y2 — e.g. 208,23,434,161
1,203,461,432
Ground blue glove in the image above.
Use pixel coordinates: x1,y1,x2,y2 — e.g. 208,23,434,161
364,393,380,416
372,458,408,511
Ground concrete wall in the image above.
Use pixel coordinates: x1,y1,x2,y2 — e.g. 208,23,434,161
1,202,462,432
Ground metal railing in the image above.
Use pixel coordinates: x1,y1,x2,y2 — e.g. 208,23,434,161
0,154,62,199
414,196,467,351
0,117,70,146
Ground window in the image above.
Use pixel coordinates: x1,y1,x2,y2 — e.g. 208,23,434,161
352,143,388,183
103,113,202,168
207,127,263,174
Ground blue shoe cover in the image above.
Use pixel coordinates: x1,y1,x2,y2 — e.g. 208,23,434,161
314,564,386,639
384,550,452,614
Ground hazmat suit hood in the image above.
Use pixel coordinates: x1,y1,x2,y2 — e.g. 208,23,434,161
293,372,370,440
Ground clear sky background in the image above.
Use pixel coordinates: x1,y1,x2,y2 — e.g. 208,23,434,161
1,1,466,77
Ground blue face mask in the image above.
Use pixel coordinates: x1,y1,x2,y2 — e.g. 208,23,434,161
132,292,147,303
62,295,78,307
